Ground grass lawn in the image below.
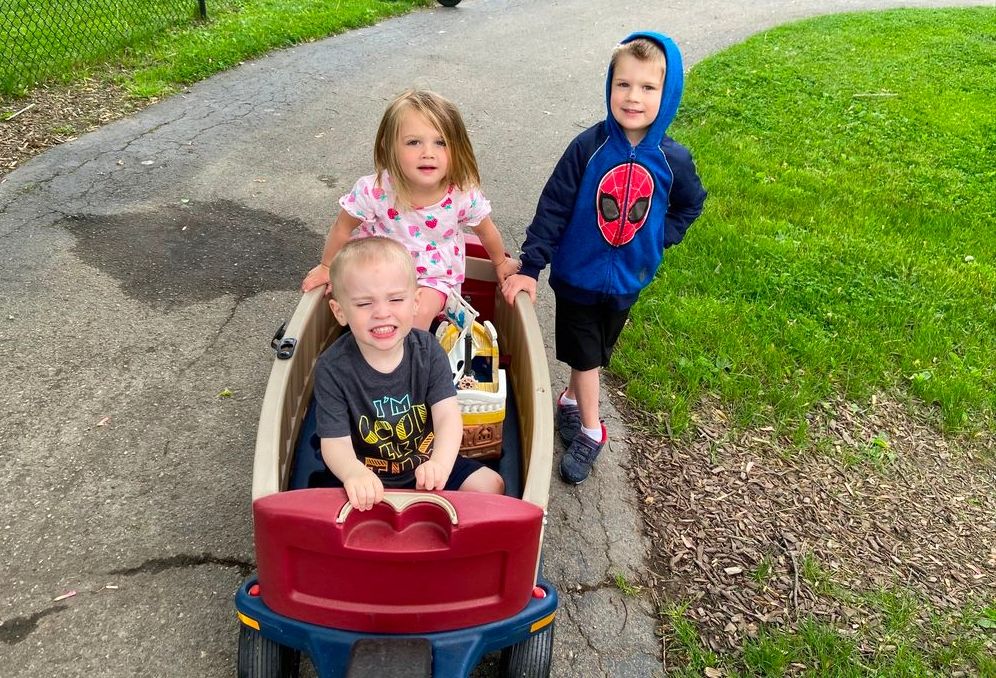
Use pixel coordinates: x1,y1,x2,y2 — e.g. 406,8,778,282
615,8,996,676
1,0,198,94
613,6,996,437
1,0,434,97
666,599,996,677
120,0,434,98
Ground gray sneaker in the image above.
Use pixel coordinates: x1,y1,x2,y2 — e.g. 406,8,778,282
559,423,606,485
555,390,581,445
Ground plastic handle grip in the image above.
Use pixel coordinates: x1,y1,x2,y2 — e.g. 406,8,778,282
335,491,459,525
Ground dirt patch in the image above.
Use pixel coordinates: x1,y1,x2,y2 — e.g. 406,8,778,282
1,77,150,179
618,388,995,659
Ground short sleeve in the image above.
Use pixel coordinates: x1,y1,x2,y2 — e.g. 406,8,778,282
456,186,492,228
423,336,458,406
314,350,352,439
337,175,380,223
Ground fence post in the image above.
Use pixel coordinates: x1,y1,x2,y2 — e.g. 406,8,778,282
199,0,207,19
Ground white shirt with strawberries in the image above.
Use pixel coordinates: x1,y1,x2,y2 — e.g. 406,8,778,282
338,172,492,295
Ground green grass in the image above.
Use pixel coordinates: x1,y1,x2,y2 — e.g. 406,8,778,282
2,0,201,94
663,595,996,677
613,7,996,436
663,603,720,674
800,551,833,595
752,554,775,587
613,572,642,597
1,0,433,97
840,431,896,469
120,0,434,98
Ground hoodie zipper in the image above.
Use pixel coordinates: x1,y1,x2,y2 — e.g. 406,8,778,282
603,146,638,295
611,147,638,246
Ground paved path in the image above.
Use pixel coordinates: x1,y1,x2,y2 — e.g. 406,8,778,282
0,0,978,675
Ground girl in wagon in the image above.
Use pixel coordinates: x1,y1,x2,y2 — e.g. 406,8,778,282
302,89,519,330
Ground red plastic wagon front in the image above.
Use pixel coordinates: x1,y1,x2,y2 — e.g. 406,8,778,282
253,489,544,634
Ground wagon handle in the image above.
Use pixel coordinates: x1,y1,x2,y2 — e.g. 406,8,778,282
335,491,459,525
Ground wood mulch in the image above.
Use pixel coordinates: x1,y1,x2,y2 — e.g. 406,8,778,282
1,78,152,180
618,388,996,663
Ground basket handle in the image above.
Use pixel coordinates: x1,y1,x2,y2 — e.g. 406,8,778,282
335,491,459,525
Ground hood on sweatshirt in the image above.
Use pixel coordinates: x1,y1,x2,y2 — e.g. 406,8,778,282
603,31,684,149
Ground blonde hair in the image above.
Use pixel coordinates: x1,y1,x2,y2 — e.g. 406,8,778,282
610,38,667,76
373,89,481,210
330,237,416,300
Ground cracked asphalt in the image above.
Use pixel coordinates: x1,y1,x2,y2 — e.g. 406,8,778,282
0,0,979,675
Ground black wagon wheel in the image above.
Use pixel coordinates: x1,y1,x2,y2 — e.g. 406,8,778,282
499,622,554,678
237,624,301,678
437,0,462,6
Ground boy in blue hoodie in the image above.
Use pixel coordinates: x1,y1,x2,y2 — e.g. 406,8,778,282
502,32,706,484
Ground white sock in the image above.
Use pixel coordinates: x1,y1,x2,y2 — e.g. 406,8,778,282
559,392,578,407
582,424,602,442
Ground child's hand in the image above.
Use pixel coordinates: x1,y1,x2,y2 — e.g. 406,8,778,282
494,256,520,284
302,263,331,294
415,459,452,492
342,468,384,511
501,273,537,306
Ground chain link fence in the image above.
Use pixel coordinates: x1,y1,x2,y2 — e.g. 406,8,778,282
1,1,207,94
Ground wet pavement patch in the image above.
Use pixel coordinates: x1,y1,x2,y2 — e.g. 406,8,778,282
108,552,255,578
0,606,67,645
63,201,323,308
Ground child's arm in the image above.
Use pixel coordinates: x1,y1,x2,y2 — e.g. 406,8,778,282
504,133,590,305
415,395,462,491
302,211,364,293
661,140,707,248
320,436,384,511
471,216,519,284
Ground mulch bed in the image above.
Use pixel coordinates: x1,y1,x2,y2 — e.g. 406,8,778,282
1,78,150,179
620,389,995,661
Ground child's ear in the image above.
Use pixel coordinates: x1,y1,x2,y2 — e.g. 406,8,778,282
329,298,348,327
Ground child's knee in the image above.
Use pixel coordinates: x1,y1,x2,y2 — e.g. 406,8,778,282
461,467,504,495
490,471,505,495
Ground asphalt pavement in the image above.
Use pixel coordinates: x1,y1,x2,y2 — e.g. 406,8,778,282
0,0,979,675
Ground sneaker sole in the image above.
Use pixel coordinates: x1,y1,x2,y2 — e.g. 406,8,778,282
560,473,588,485
558,461,591,485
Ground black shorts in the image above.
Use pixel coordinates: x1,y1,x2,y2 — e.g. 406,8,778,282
439,454,485,490
309,454,483,491
555,295,631,371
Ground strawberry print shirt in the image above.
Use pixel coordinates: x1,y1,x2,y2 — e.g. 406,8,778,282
338,172,492,295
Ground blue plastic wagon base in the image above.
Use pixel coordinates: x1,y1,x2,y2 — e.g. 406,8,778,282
236,577,558,678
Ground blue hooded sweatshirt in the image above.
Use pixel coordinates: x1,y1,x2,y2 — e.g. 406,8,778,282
518,31,706,309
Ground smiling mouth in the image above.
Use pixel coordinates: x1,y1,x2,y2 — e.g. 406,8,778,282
371,325,396,337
